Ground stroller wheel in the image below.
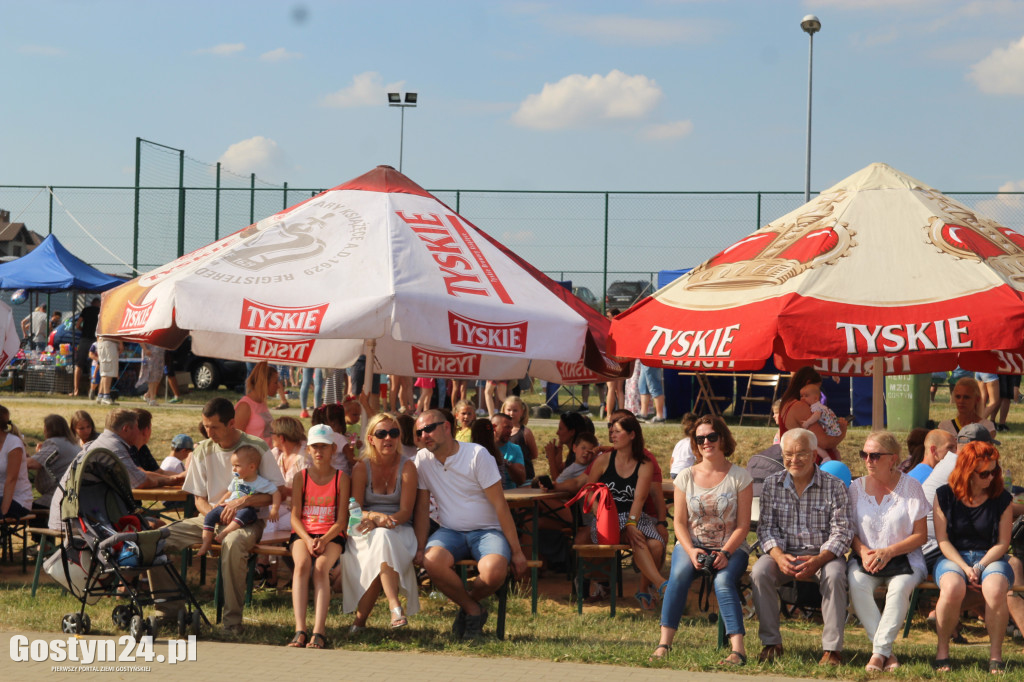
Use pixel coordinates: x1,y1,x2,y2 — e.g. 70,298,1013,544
80,613,91,634
61,613,88,634
191,610,201,637
112,605,133,630
177,609,187,639
148,615,160,638
128,614,145,640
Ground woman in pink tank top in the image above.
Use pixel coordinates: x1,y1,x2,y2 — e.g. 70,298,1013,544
235,362,278,446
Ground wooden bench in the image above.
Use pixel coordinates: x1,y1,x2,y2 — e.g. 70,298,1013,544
199,531,291,623
572,544,631,616
455,558,543,640
902,580,1024,638
1,513,37,573
28,527,63,598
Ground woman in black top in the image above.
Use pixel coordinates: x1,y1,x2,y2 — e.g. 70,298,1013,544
932,441,1014,673
585,415,666,604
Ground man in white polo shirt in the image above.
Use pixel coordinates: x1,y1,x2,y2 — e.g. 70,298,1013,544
413,409,527,640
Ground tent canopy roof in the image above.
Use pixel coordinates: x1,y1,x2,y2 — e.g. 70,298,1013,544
0,234,125,292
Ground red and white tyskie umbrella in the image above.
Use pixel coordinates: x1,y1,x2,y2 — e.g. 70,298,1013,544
0,301,21,371
609,163,1024,421
98,166,626,386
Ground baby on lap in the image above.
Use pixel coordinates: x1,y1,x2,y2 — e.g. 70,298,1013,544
800,384,842,462
196,445,281,556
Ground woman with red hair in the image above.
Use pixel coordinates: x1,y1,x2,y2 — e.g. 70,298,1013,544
932,441,1014,674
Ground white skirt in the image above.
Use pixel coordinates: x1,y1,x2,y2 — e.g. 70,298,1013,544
341,524,420,615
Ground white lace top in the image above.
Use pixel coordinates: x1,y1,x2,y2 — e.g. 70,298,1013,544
848,473,931,575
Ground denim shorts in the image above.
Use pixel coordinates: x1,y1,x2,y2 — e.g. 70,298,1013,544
975,372,998,384
933,550,1014,585
426,527,511,562
638,365,664,398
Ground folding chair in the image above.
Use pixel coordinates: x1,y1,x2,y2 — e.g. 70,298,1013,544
739,374,781,425
693,373,730,417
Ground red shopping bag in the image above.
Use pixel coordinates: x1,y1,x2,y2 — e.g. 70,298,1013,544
565,482,620,545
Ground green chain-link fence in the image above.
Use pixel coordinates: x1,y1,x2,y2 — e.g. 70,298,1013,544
1,137,1022,312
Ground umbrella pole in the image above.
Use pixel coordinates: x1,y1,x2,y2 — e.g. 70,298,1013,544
363,340,376,396
872,361,884,430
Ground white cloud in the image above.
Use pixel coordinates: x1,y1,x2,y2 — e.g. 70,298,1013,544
512,70,663,130
193,43,245,56
260,47,302,62
969,36,1024,94
320,71,406,108
547,14,712,46
973,180,1024,225
641,120,694,141
18,45,64,56
218,136,289,181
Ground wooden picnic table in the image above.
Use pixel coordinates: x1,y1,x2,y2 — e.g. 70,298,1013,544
504,487,569,613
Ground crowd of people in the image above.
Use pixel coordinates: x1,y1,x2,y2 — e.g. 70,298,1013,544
2,362,1022,674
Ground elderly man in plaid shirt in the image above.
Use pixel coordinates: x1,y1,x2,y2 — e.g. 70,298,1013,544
751,427,853,667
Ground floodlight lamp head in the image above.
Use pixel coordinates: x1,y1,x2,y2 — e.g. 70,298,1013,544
387,92,401,104
405,92,417,104
801,15,821,35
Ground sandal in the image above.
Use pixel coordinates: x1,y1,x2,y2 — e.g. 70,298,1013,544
634,591,655,610
718,651,747,667
649,643,671,661
348,624,365,635
286,630,308,647
390,606,408,628
933,658,953,673
989,659,1005,674
884,656,900,672
866,654,885,672
657,580,668,598
306,632,327,649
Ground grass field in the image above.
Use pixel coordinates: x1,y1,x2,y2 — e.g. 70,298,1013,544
1,384,1023,679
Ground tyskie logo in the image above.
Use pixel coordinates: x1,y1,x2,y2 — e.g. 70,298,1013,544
239,299,328,336
118,301,156,332
243,336,315,363
556,361,602,383
411,346,481,377
448,312,527,354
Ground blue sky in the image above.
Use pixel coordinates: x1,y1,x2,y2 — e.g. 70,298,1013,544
3,0,1024,197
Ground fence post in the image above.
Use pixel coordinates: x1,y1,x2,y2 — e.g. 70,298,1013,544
283,182,288,210
250,173,256,225
602,192,609,314
177,149,185,257
133,137,141,272
756,192,762,230
455,190,460,213
215,162,221,241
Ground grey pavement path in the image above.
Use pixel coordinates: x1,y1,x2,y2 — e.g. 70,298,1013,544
2,630,806,682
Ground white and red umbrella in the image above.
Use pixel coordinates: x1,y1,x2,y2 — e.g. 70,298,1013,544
98,166,626,386
0,301,22,371
609,163,1024,423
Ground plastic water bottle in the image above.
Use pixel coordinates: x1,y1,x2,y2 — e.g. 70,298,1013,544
347,497,363,537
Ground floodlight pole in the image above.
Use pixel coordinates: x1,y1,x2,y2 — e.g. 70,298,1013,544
388,93,418,172
801,15,821,203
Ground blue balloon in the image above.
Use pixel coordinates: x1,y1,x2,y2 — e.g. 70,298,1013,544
10,289,26,305
820,460,852,488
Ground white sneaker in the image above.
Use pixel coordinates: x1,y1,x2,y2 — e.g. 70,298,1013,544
99,396,113,405
146,398,157,407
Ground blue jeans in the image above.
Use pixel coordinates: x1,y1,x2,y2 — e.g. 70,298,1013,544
661,544,748,636
934,550,1014,585
203,505,258,532
300,368,324,411
426,527,511,561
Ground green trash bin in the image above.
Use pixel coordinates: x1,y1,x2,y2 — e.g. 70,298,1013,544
885,373,931,431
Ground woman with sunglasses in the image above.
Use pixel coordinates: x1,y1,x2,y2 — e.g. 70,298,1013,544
342,412,420,630
586,415,667,608
846,432,929,673
933,441,1014,674
652,415,752,664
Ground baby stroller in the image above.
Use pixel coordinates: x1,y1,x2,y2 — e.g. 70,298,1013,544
44,447,209,638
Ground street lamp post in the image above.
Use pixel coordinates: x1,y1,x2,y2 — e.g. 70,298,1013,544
801,15,820,203
387,92,418,172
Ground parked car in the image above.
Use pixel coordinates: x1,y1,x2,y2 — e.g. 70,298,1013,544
605,280,654,309
170,337,248,391
571,286,601,311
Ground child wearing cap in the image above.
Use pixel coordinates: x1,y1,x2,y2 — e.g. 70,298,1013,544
288,423,349,649
160,434,195,476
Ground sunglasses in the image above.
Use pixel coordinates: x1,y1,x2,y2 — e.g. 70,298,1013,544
695,433,720,445
859,450,892,461
414,421,445,438
373,427,401,440
974,466,999,479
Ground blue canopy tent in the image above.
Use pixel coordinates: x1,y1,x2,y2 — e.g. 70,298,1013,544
0,234,124,292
